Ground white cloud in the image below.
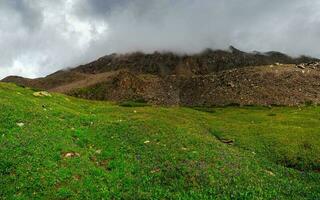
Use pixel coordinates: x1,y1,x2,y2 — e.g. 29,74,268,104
0,0,108,78
0,0,320,79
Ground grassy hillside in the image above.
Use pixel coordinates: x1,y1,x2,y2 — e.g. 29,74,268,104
0,82,319,199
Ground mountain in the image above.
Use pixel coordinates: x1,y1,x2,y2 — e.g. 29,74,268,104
2,47,320,106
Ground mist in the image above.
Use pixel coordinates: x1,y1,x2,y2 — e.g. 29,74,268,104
1,0,320,78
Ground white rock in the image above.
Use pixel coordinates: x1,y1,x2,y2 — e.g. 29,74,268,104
265,170,275,176
33,91,52,97
16,123,24,127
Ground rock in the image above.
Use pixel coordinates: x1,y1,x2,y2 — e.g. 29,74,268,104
16,122,24,127
220,139,234,145
150,168,161,174
296,64,306,69
265,170,275,176
227,82,235,88
63,152,80,158
33,91,52,97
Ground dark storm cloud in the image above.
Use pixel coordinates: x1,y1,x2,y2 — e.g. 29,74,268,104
75,0,130,16
0,0,320,78
1,0,43,31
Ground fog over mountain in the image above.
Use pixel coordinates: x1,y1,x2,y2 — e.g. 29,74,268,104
1,0,320,78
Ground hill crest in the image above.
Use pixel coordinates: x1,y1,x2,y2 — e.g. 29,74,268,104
2,47,320,106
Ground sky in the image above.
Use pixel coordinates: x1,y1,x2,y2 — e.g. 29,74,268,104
0,0,320,79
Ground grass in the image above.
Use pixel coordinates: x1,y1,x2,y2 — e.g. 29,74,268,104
0,82,319,199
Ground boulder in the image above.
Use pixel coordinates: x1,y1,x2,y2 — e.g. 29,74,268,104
33,91,52,97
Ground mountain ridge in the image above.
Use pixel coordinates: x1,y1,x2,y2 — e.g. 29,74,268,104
2,47,320,106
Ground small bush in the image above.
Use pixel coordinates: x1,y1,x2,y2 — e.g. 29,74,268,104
192,107,217,113
0,161,15,175
209,129,224,140
119,99,149,107
267,113,277,117
56,188,73,199
305,100,314,106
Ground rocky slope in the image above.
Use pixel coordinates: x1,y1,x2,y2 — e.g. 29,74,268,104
2,47,320,106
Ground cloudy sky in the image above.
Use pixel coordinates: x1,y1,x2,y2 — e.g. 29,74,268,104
0,0,320,79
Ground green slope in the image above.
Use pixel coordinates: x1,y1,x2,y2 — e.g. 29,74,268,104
0,82,319,200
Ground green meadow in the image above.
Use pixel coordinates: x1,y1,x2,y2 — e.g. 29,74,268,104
0,83,319,199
